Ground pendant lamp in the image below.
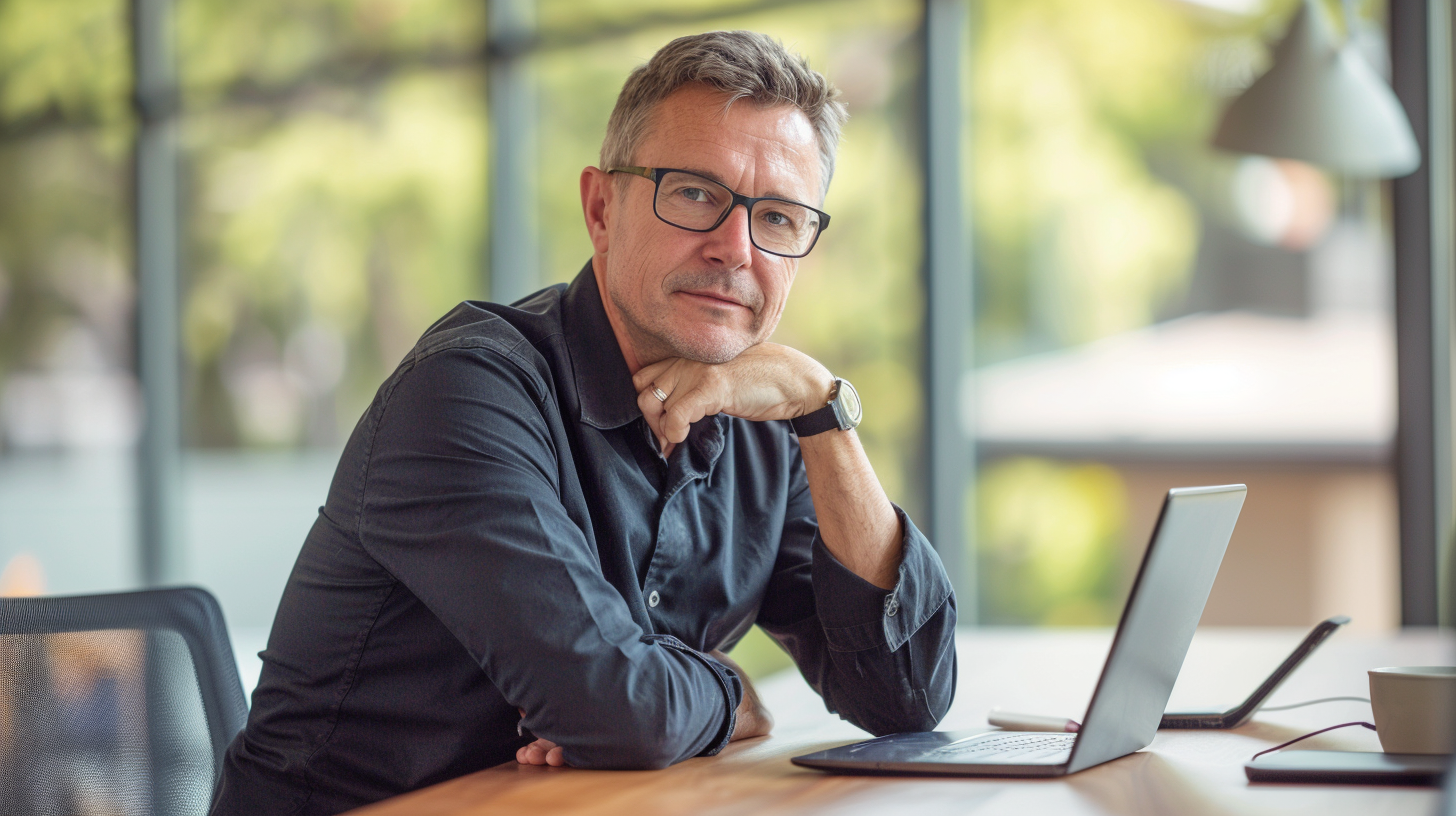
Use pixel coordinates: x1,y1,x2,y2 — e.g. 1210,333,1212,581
1211,0,1420,178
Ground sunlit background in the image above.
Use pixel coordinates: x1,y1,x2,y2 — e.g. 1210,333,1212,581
0,0,1402,685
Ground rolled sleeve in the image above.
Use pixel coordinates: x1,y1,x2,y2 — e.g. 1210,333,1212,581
641,635,742,757
759,453,958,737
813,505,955,654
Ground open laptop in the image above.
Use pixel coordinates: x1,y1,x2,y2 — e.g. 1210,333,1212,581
792,484,1247,778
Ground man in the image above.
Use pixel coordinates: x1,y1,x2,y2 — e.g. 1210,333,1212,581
212,31,956,816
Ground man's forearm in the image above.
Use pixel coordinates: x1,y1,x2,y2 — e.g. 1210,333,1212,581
797,427,902,589
630,343,904,588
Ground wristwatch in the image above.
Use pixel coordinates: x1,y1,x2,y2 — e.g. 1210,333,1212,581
790,377,863,437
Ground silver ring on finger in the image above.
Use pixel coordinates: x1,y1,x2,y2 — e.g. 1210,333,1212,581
652,385,669,403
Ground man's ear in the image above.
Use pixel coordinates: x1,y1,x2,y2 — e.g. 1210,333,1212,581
580,166,614,255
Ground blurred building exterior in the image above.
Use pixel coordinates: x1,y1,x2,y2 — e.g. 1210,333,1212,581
0,0,1438,680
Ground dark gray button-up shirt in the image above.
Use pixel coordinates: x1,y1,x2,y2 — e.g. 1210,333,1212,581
212,264,957,816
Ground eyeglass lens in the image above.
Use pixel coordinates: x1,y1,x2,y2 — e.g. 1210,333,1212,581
654,171,820,257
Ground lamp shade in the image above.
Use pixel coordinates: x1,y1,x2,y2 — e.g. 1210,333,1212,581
1212,0,1420,178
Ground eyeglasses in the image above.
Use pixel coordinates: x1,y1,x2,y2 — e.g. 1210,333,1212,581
607,166,830,259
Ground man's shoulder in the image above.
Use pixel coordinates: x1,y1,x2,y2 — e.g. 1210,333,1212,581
414,285,569,358
372,286,572,411
405,284,567,363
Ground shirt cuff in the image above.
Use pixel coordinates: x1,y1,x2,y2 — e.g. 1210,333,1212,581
638,634,742,757
812,504,954,653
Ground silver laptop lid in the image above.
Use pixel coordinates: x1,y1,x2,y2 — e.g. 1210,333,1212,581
1066,484,1246,774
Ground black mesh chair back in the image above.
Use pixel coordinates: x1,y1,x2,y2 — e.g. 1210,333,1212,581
0,587,248,816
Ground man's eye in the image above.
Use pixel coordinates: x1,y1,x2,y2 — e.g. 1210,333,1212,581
677,187,713,203
760,209,798,229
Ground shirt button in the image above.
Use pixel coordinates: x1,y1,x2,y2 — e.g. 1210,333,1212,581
884,595,899,617
648,591,661,608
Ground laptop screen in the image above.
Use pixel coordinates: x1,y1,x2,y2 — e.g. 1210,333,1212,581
1067,485,1246,774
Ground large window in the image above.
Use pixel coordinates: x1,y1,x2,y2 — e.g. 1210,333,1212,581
0,0,136,597
173,2,489,634
0,0,935,682
970,0,1400,629
0,0,1443,692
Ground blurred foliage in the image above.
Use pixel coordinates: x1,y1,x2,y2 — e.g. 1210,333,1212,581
176,0,489,447
175,0,486,106
976,457,1129,625
0,0,132,387
181,72,486,446
970,0,1293,362
0,0,131,130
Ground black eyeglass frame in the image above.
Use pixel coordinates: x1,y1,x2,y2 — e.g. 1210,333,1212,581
607,166,831,259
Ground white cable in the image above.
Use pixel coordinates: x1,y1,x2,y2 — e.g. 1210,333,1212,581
1259,696,1370,712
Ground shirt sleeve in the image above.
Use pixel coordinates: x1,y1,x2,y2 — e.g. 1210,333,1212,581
353,341,741,769
755,448,957,736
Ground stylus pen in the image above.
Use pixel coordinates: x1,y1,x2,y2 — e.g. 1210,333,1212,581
988,708,1081,733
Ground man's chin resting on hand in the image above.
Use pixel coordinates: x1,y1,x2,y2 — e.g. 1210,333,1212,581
209,30,955,816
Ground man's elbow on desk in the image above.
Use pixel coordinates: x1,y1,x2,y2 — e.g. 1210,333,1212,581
531,704,732,771
514,645,746,771
856,652,958,737
561,737,683,772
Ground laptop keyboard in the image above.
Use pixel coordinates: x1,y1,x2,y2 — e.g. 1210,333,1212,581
930,732,1076,762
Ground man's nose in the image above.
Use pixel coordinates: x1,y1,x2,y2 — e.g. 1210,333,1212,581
702,203,754,267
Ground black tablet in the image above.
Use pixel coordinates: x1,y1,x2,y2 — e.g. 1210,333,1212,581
1161,615,1350,729
1245,750,1448,786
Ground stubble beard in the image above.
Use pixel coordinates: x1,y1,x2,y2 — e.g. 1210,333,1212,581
608,269,768,365
609,287,759,365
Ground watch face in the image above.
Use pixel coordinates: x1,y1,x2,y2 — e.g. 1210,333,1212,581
836,379,863,426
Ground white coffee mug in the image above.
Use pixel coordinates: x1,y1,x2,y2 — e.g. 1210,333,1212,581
1368,666,1456,754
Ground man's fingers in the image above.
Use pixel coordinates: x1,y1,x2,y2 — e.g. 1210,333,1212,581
637,361,701,448
637,387,666,430
660,388,709,443
516,737,562,766
633,358,675,392
659,367,723,443
636,361,684,430
637,376,675,451
633,358,732,445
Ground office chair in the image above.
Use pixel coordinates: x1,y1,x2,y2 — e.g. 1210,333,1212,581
0,587,249,816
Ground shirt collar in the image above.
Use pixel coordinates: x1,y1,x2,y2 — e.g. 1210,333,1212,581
561,262,730,474
562,261,643,430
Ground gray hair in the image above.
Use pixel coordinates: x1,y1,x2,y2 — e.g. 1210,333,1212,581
600,31,848,201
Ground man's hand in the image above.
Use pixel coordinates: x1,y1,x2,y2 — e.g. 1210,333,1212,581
633,343,833,453
634,341,902,589
515,736,567,767
515,706,568,767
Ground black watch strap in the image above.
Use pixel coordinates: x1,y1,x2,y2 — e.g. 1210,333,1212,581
791,403,840,437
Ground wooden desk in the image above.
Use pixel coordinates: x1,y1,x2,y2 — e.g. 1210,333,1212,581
349,628,1452,815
